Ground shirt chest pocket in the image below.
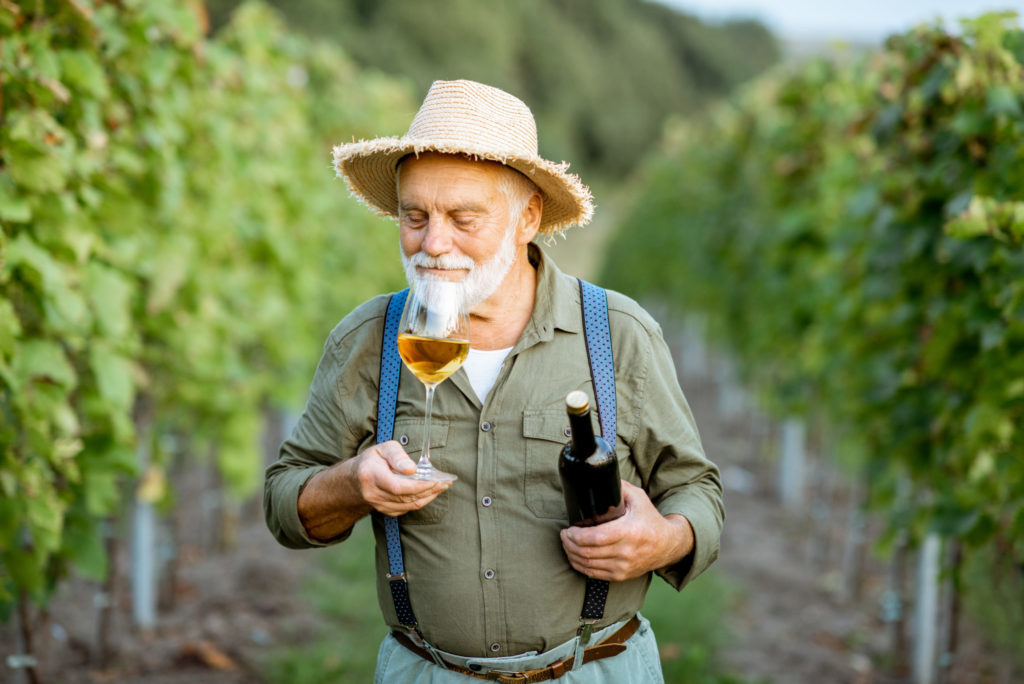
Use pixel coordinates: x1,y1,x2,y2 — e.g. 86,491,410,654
393,418,450,524
522,409,572,520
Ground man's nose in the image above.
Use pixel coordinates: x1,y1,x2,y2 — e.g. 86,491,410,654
421,218,454,256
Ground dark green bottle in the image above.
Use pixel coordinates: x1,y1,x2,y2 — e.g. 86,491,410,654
559,391,625,527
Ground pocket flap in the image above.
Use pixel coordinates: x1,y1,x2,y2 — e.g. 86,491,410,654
522,409,569,443
393,418,449,453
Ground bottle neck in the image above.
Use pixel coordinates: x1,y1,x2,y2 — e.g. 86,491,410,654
568,409,597,457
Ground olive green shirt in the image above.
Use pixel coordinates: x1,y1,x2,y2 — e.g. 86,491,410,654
264,244,724,658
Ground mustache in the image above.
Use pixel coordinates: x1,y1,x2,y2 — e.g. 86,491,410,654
406,252,475,271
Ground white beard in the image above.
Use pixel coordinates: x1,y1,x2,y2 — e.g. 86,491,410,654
402,225,518,312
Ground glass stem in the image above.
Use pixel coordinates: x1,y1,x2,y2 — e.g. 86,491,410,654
419,383,436,472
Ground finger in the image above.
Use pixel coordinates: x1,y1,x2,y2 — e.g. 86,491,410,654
374,476,448,501
561,524,623,549
565,555,625,581
562,532,625,562
374,481,451,516
377,442,418,475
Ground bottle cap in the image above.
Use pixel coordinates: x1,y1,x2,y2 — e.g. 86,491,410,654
565,390,589,415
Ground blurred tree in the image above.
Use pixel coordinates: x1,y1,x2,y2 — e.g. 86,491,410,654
203,0,780,179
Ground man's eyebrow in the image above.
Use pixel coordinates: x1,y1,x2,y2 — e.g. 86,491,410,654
450,203,488,213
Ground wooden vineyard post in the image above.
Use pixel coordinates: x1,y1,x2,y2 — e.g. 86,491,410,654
777,417,806,510
131,420,157,629
714,356,744,420
93,520,119,666
884,530,910,676
913,532,942,684
840,476,867,604
935,541,962,684
10,592,40,684
681,314,708,378
807,447,836,569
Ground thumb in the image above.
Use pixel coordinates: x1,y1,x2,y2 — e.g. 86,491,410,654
380,442,417,474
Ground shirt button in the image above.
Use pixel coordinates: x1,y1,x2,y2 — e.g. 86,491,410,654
490,642,500,652
481,496,492,507
563,427,571,438
399,434,409,446
480,421,491,432
484,569,495,579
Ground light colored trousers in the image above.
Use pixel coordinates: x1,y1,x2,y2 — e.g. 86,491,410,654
374,613,664,683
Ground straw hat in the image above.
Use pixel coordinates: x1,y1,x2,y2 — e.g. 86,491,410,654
332,79,594,234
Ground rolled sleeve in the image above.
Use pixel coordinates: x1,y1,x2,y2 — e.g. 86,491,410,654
655,484,723,589
263,300,386,550
263,464,350,549
616,304,725,591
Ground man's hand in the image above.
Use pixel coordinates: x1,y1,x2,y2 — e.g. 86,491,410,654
559,481,693,582
352,441,451,517
298,441,450,541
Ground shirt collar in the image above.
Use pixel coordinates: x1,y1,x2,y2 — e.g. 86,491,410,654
515,242,582,353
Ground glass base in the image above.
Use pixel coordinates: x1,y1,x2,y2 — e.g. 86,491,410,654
397,465,458,483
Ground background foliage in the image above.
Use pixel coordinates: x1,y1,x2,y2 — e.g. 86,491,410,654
0,0,409,617
204,0,780,178
603,7,1024,623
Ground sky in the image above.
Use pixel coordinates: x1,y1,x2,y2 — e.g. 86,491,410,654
662,0,1024,42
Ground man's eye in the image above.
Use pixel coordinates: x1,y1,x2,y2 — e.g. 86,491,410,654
403,214,427,226
453,216,475,228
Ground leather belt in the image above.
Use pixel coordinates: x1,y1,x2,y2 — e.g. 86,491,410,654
391,615,640,683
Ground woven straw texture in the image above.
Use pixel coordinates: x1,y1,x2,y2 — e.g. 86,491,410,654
332,80,594,234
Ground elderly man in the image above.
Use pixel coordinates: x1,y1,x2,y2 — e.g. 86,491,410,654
264,79,723,683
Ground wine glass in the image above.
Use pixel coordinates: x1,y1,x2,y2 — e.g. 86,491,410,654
396,279,469,482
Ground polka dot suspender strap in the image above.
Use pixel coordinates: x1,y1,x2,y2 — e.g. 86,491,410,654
578,279,617,626
376,288,419,629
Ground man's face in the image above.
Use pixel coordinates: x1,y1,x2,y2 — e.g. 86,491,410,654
398,153,522,311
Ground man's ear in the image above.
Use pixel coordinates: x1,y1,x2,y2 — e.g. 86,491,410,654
517,192,543,245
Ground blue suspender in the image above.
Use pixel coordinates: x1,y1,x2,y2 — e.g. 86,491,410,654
375,280,616,631
376,288,418,628
577,279,616,624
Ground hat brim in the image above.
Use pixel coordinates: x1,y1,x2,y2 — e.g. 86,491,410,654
332,137,594,235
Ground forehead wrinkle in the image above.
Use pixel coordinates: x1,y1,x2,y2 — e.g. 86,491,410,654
399,198,493,215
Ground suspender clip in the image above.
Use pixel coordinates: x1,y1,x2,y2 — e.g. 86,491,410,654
576,617,598,646
386,571,407,583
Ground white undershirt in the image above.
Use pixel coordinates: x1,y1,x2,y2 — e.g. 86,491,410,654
462,346,513,403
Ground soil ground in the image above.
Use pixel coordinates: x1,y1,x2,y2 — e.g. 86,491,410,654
2,325,1017,684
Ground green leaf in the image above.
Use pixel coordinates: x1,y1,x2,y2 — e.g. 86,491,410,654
82,470,122,517
0,177,32,222
1,549,44,597
4,144,70,195
89,344,135,410
25,490,64,555
0,298,21,356
84,263,133,338
12,338,77,389
57,50,110,101
4,232,67,298
63,516,107,581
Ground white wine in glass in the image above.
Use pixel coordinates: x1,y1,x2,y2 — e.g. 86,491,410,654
396,279,469,482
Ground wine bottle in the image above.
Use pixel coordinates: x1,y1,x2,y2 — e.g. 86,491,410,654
559,390,625,527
